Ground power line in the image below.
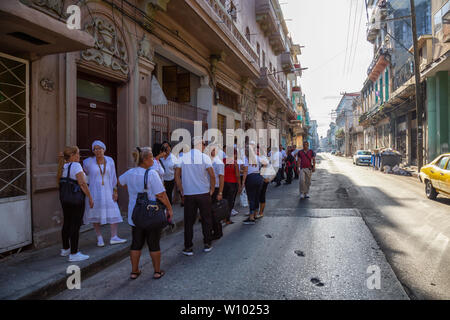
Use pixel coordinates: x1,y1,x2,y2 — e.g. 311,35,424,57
346,0,359,78
349,0,365,75
343,0,354,77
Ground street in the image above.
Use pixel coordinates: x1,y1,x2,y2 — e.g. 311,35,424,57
52,153,450,300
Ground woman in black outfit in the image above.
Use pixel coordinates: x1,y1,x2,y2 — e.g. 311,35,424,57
57,146,94,262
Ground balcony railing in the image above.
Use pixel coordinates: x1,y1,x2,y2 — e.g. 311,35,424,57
257,67,288,102
281,52,295,73
392,58,414,92
202,0,259,65
255,0,278,36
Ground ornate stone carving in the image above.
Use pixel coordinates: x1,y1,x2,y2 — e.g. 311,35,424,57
81,17,129,75
138,34,154,62
40,78,54,92
21,0,68,19
241,94,256,122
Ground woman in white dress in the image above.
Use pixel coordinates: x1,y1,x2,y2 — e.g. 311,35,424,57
83,141,127,247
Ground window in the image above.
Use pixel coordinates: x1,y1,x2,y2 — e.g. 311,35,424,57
269,62,272,74
262,51,266,68
434,1,449,33
257,43,260,66
235,120,241,130
162,66,190,103
217,113,226,137
385,69,389,101
245,27,251,42
437,157,450,170
217,84,239,111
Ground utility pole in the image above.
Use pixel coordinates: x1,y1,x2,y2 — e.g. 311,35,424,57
409,0,424,171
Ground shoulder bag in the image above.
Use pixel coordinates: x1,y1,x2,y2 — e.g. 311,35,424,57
59,163,85,207
132,169,168,230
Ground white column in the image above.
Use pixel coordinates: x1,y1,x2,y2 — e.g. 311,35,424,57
197,75,214,128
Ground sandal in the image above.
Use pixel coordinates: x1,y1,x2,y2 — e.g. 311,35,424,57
153,270,166,280
130,270,141,280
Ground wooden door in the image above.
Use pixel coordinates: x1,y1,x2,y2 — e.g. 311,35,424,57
76,73,117,163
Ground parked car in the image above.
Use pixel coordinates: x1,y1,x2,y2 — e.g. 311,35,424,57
353,150,372,166
331,150,336,155
419,153,450,200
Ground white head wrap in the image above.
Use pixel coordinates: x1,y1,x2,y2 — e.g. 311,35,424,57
92,140,106,151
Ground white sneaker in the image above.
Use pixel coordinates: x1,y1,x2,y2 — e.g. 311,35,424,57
97,237,105,247
110,236,127,245
68,252,89,262
60,248,71,257
231,209,239,216
305,193,310,198
300,194,305,199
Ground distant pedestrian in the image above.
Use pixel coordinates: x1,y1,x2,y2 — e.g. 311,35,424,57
118,147,173,280
223,147,241,222
159,141,179,205
175,137,216,255
297,141,316,199
243,141,263,225
285,148,295,184
151,143,166,180
209,144,225,240
57,146,94,262
257,146,270,219
83,141,126,247
271,146,283,187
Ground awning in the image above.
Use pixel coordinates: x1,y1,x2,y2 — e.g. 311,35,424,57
421,51,450,78
0,1,94,58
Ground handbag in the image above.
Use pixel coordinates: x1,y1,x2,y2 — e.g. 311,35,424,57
240,188,249,208
59,163,85,207
132,169,168,230
212,199,229,221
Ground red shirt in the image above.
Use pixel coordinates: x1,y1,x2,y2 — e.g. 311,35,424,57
224,159,239,183
297,150,315,169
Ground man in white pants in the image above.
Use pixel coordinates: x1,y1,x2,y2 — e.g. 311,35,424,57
297,141,316,199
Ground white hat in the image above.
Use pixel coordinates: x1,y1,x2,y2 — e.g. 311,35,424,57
92,140,106,151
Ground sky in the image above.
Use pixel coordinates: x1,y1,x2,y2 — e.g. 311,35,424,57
281,0,373,138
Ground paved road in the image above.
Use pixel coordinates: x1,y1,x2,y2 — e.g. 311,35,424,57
53,154,415,300
319,154,450,300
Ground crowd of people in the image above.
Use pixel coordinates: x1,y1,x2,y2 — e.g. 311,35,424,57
56,137,316,280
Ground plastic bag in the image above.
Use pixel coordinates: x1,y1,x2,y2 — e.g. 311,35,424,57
240,189,249,208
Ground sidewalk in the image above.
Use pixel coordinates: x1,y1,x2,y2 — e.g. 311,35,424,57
0,204,186,300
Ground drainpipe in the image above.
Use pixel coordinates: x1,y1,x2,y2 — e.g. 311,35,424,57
427,76,436,161
66,53,70,145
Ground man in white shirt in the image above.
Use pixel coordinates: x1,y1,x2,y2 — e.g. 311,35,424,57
272,146,283,187
175,136,216,255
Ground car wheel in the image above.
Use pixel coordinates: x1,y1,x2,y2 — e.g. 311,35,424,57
425,180,438,200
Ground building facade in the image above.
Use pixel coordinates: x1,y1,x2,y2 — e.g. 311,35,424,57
359,0,432,165
0,0,305,253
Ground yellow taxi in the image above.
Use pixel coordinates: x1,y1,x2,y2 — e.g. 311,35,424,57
419,153,450,200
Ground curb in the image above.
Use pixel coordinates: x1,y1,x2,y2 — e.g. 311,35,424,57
19,219,185,300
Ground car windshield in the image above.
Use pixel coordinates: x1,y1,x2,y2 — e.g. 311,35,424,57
357,151,371,155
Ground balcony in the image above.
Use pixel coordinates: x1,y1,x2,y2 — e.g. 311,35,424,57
255,0,278,37
367,46,391,81
392,58,414,93
257,67,288,105
281,52,295,73
201,0,259,65
269,28,285,55
0,1,94,57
